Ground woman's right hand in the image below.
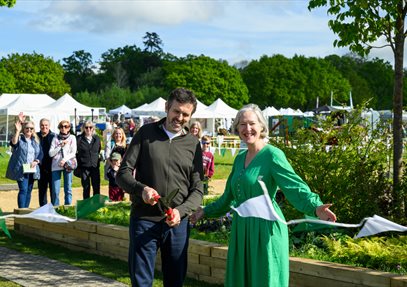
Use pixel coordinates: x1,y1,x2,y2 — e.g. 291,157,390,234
190,207,204,224
14,121,22,132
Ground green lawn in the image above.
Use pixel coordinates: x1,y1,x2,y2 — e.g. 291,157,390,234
0,146,106,186
0,146,235,185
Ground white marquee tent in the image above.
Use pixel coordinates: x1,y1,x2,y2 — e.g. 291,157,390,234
109,105,132,116
131,97,238,135
262,106,281,117
0,93,105,143
132,97,167,117
42,94,104,117
205,98,238,119
0,94,57,143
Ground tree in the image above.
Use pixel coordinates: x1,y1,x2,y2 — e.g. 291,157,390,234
0,0,15,7
0,63,16,92
1,52,70,97
241,54,350,110
308,0,406,215
324,54,391,109
62,50,95,94
99,45,163,90
163,55,249,108
143,32,163,54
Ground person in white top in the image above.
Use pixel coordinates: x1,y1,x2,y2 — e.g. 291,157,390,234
49,120,77,206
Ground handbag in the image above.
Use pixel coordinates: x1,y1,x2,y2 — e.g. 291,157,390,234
60,142,77,173
64,158,77,173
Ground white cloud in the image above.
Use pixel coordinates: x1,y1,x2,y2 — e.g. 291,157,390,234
30,0,220,33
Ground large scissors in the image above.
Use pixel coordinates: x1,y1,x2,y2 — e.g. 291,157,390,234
152,188,179,221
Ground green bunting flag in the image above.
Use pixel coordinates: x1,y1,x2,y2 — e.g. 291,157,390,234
0,209,11,239
76,194,109,219
221,148,226,157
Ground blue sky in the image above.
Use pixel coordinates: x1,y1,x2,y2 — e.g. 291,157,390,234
0,0,396,67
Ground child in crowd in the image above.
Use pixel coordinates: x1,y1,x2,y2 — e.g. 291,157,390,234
106,152,124,201
201,135,215,194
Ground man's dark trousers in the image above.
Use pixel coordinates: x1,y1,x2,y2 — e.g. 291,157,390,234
128,216,189,287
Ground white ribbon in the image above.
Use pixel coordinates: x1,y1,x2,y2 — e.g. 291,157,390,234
230,177,407,238
0,203,75,223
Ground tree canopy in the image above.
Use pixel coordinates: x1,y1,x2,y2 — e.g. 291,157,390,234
0,53,70,97
241,54,351,110
62,50,95,94
0,0,15,7
163,55,249,108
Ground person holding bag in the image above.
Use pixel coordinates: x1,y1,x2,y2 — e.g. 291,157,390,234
49,120,77,206
6,112,43,208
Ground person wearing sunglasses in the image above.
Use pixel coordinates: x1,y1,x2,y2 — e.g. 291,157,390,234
6,112,43,208
49,120,77,206
76,121,101,199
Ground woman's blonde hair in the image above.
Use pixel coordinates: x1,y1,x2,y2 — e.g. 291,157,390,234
232,104,269,139
113,127,127,146
189,121,202,138
81,120,95,134
24,121,40,143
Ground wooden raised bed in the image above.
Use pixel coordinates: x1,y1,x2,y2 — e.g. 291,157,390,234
13,208,407,286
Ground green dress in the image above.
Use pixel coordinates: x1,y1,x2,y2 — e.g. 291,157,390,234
204,144,323,287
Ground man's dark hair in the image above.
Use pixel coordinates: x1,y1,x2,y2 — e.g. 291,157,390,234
167,88,197,114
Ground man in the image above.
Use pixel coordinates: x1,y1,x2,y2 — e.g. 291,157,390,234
116,88,204,287
37,118,55,206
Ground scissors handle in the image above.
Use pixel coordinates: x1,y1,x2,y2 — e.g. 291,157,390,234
152,194,161,202
165,208,175,221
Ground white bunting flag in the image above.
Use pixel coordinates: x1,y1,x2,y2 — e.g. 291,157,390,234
231,176,407,238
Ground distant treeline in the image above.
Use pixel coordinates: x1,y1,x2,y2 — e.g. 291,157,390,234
0,32,401,111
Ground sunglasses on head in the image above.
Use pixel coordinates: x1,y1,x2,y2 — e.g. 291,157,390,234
25,127,34,130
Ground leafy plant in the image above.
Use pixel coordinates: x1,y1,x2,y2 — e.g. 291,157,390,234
274,108,397,224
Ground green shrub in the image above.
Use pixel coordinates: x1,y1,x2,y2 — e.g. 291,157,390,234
274,109,396,224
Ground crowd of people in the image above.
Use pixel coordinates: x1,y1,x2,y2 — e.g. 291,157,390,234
5,106,217,209
6,113,127,207
5,87,336,286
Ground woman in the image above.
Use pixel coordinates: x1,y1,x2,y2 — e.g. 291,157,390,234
189,121,202,139
104,127,127,179
76,121,101,199
49,120,77,206
191,104,336,287
6,114,43,208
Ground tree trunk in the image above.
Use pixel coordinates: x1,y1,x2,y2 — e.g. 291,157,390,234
392,3,405,216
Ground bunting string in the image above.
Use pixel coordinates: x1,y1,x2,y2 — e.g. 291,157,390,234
231,177,407,238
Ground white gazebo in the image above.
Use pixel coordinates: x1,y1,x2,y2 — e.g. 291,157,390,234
109,105,132,117
0,93,56,143
132,97,166,118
